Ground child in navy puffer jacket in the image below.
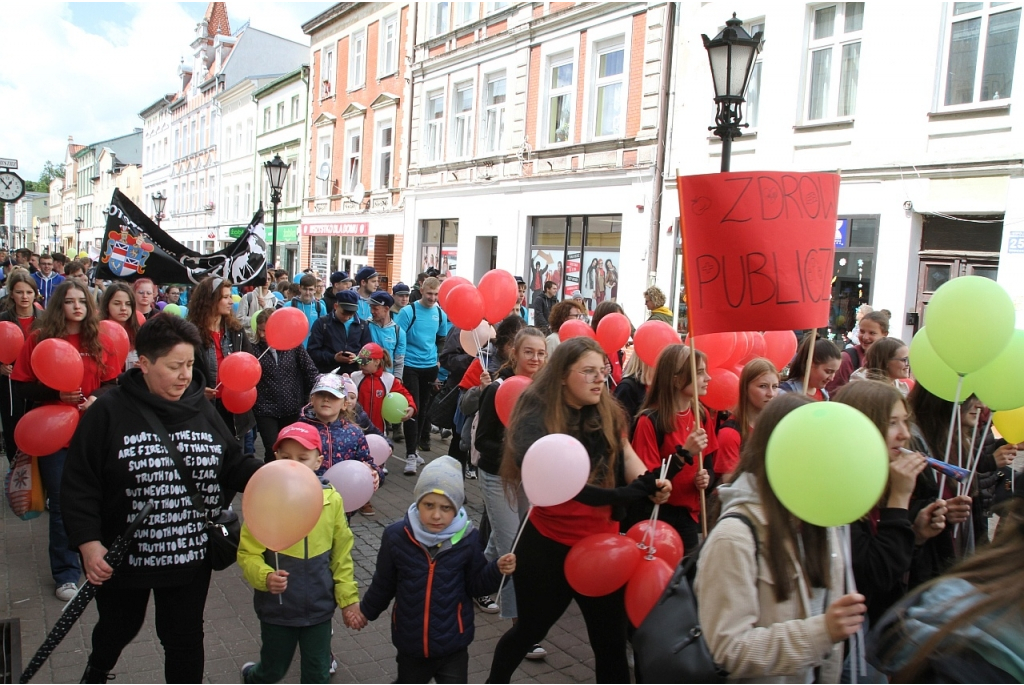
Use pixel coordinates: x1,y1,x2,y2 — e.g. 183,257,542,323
348,456,515,682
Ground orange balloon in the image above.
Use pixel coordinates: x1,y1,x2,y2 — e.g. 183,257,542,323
242,460,324,551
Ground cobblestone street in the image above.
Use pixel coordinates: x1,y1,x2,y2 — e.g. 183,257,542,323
2,437,598,683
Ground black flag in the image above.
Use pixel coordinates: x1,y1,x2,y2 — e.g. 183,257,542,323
96,188,267,287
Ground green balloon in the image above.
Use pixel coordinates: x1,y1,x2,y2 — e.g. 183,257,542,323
909,328,974,402
164,304,181,317
766,402,888,527
972,329,1024,411
926,276,1015,374
381,392,409,424
251,314,260,337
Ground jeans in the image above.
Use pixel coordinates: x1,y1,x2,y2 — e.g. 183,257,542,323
88,564,212,683
396,647,468,684
243,427,256,456
402,366,438,453
243,620,332,684
39,448,80,585
479,469,518,618
255,414,300,463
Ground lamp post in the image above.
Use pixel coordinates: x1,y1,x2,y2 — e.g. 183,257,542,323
262,153,290,269
152,191,166,228
51,223,57,255
75,217,84,255
702,14,764,172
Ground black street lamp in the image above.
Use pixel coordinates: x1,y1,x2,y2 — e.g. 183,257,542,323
75,217,84,255
703,14,764,172
51,223,57,255
152,191,167,227
263,153,290,269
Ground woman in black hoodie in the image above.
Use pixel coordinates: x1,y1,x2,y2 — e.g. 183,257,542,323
61,315,262,683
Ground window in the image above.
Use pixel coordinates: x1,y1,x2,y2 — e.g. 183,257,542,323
943,3,1021,106
424,90,445,162
375,120,394,190
831,216,879,331
349,29,366,90
174,129,179,158
322,46,336,98
451,82,474,158
592,38,625,137
482,72,507,153
429,2,449,37
546,52,575,144
244,183,251,217
455,2,476,26
190,181,196,212
317,133,333,197
224,132,231,159
234,185,240,219
276,102,285,128
192,119,198,152
345,127,362,194
263,107,271,132
199,178,205,206
379,14,399,76
805,3,863,120
485,2,509,14
421,219,459,277
745,22,765,127
286,157,298,205
527,215,622,305
291,95,300,122
223,187,230,218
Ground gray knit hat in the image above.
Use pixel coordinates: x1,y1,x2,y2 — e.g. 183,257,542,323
413,456,465,510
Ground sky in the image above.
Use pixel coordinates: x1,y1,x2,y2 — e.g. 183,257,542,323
0,2,331,184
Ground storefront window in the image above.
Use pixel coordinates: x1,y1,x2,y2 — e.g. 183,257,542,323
528,215,621,314
831,216,878,337
421,219,459,276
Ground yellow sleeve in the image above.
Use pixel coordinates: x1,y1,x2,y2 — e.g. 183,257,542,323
238,522,274,592
328,491,359,608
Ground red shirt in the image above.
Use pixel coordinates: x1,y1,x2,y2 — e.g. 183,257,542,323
716,419,742,475
631,407,719,519
16,316,34,338
530,500,618,547
459,358,484,391
12,331,119,400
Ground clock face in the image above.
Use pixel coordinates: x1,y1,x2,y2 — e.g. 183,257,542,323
0,172,25,202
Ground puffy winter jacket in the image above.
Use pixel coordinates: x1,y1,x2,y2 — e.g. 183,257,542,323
307,312,372,375
350,367,416,431
299,403,382,481
251,340,319,418
360,515,502,659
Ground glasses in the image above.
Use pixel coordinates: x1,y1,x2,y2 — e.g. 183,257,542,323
575,367,609,383
893,357,910,365
566,313,582,320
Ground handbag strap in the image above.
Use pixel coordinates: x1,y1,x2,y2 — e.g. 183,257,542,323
138,404,209,519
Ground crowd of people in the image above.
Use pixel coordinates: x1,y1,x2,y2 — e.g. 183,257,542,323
3,251,1022,684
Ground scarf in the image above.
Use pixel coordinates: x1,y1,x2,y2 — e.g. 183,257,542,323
406,504,471,549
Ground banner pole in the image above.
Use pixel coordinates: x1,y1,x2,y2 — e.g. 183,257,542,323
689,342,707,539
802,329,817,397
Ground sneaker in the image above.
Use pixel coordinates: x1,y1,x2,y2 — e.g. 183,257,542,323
55,582,78,602
474,595,499,613
393,430,404,443
404,455,419,475
359,502,376,516
415,453,426,465
430,424,441,434
464,468,477,480
525,644,548,661
440,428,453,439
241,662,256,682
329,654,338,676
418,441,431,453
381,465,389,476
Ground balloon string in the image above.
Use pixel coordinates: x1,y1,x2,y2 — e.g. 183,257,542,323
497,504,532,607
938,375,964,497
8,376,12,416
964,414,994,498
959,412,981,499
841,525,864,684
275,551,283,605
256,346,272,361
642,459,670,552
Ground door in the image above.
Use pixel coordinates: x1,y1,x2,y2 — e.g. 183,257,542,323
915,256,999,330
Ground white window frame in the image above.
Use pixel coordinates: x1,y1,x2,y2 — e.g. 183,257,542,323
803,3,864,122
745,20,765,129
379,13,399,77
543,49,577,147
455,2,476,27
428,2,450,38
424,89,446,163
286,157,298,205
588,33,627,140
317,132,333,197
938,2,1024,110
374,118,394,190
450,81,475,159
244,183,251,217
263,107,271,132
344,124,363,194
291,95,300,122
235,124,242,156
485,2,509,15
233,184,240,219
481,70,507,154
321,45,336,98
276,102,285,128
349,28,366,91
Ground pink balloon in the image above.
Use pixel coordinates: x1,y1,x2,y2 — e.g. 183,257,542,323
633,320,680,367
438,276,471,310
478,269,519,324
459,321,495,357
31,338,84,392
446,284,485,331
266,307,309,350
521,434,591,506
365,434,393,466
764,330,798,370
558,319,595,342
242,460,324,551
324,460,376,512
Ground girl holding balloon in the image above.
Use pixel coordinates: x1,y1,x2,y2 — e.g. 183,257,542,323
12,280,120,601
489,337,671,683
778,335,843,401
0,270,41,462
716,358,780,478
100,283,141,371
299,372,382,487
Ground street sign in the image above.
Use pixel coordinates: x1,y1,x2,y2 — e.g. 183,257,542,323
0,158,18,169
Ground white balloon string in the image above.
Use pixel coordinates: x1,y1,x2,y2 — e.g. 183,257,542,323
964,415,994,496
841,525,864,684
256,346,272,361
497,504,532,602
938,375,964,497
275,551,283,605
643,459,670,551
8,376,11,416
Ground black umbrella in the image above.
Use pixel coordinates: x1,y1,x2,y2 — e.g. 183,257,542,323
20,500,156,683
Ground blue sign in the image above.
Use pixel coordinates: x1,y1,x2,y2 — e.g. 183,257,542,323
834,219,849,249
1008,231,1024,254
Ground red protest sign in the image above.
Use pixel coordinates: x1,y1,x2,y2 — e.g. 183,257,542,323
678,171,840,335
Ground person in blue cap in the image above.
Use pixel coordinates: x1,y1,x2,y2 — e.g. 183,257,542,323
366,290,406,379
354,266,379,321
307,290,372,375
324,270,352,311
391,282,410,320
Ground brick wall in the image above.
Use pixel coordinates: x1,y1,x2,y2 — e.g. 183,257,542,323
626,13,646,139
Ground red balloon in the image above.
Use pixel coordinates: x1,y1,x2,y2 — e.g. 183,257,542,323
445,284,485,331
748,332,767,361
98,320,130,368
763,330,798,370
0,321,24,364
222,386,258,414
565,533,643,597
478,270,519,324
633,321,680,367
685,331,736,370
558,319,595,343
136,310,146,326
704,366,740,411
31,338,84,392
266,307,310,350
438,276,471,310
595,313,631,356
495,375,531,426
626,520,685,569
15,405,80,456
219,352,262,392
726,332,752,367
625,556,674,628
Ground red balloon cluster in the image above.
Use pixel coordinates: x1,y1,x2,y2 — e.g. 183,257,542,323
441,269,523,333
685,330,799,411
219,352,262,413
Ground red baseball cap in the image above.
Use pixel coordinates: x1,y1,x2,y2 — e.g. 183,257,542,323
273,423,322,452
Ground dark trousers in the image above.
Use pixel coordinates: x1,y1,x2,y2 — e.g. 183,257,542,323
488,521,629,683
658,504,701,555
38,448,80,585
255,413,300,462
396,647,468,684
0,375,24,464
243,619,332,684
402,366,438,453
88,564,212,683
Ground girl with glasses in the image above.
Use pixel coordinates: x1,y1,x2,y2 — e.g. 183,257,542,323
851,337,912,396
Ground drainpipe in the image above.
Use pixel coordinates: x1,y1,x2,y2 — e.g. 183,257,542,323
648,1,675,287
400,2,418,200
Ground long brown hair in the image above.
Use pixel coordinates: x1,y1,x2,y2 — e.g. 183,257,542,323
500,337,624,491
100,282,140,344
733,393,832,602
735,358,779,441
638,344,707,438
785,335,841,382
186,276,242,348
862,337,905,376
2,270,38,318
36,280,105,375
